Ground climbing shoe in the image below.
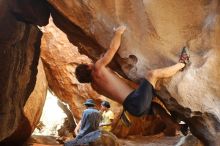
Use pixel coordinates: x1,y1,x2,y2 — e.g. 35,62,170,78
179,46,191,71
179,46,190,65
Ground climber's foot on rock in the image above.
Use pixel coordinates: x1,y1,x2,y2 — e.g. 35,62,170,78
179,47,191,71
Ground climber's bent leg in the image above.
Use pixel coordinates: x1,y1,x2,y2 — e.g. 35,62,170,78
145,63,185,88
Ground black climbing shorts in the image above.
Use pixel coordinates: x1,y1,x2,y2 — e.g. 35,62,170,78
123,79,155,117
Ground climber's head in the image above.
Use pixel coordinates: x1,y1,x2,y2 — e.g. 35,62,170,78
75,64,93,83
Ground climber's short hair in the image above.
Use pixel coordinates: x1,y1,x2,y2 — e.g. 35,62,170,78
75,64,92,83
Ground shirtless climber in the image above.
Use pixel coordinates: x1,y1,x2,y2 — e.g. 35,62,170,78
75,25,190,117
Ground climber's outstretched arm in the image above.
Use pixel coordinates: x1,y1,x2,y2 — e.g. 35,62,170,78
96,25,126,68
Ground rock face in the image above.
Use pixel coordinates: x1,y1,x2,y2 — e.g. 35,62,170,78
21,60,47,139
0,0,50,143
2,60,48,144
84,130,120,146
41,18,100,120
48,0,220,145
0,0,49,142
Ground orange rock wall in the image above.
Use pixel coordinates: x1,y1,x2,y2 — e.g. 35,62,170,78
41,18,100,120
2,60,48,143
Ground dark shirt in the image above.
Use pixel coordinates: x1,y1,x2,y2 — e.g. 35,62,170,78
77,107,101,139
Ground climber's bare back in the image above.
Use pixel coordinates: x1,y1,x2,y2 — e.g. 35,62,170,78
91,65,133,104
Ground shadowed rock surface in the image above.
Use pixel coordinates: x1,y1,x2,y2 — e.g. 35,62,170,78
1,60,48,145
0,0,49,142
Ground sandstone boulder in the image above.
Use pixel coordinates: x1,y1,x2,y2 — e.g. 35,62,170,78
41,18,99,120
23,60,47,137
69,130,120,146
48,0,220,145
90,130,120,146
0,0,49,142
2,60,48,144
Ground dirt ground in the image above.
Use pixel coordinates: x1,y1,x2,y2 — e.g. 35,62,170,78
25,133,182,146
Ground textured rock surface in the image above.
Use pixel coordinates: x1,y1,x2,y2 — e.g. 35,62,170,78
84,130,120,146
41,18,100,120
23,60,47,135
0,0,49,143
48,0,220,145
3,60,48,144
21,60,47,139
118,134,182,146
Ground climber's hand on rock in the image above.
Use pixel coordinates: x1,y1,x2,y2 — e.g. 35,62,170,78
114,25,126,34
